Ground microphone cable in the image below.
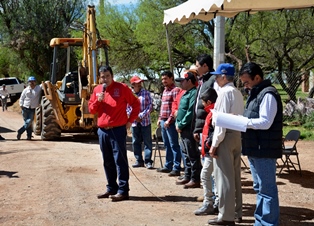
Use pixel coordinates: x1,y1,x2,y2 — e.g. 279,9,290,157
110,127,168,202
97,88,196,205
110,126,196,206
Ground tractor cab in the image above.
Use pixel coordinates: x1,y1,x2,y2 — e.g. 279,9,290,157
57,71,81,105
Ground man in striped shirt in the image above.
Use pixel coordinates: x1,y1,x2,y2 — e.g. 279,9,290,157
156,71,182,177
128,76,154,169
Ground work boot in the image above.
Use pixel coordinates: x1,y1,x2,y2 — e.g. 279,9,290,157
157,167,171,173
168,170,180,177
183,180,201,189
175,177,190,185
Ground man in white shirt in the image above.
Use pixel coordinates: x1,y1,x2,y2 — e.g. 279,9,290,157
208,63,244,226
0,84,10,111
17,76,42,140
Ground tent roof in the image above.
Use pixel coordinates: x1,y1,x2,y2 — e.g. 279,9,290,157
163,0,314,25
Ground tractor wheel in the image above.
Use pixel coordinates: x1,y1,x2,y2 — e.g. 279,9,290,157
33,105,42,135
41,97,61,140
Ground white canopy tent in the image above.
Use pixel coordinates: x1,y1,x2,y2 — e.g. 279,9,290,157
163,0,314,70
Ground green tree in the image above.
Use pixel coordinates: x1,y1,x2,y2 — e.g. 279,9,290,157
0,46,29,80
227,10,314,101
0,0,86,81
97,0,215,92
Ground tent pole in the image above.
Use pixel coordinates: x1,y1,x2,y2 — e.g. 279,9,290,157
214,16,225,70
165,24,174,73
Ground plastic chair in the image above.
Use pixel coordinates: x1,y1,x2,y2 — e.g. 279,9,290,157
152,127,163,168
241,156,249,170
278,130,301,176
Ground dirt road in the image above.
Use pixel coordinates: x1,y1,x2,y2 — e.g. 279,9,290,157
0,108,314,226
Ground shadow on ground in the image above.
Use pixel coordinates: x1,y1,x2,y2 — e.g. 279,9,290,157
241,203,314,226
130,195,200,202
0,170,19,178
0,126,15,133
277,169,314,189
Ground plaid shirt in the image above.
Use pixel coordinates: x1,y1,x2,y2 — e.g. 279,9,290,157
159,84,180,124
127,88,153,127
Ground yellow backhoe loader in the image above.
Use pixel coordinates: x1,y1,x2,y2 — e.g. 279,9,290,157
34,5,109,140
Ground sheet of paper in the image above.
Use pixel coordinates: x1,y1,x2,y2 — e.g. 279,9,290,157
211,110,249,132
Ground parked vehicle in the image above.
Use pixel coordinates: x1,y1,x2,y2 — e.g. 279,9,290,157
0,77,25,104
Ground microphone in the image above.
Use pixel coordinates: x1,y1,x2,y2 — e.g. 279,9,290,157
102,83,107,92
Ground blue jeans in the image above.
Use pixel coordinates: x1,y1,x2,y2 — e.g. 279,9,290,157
18,107,35,138
160,120,181,171
98,126,129,195
248,157,279,226
131,124,153,164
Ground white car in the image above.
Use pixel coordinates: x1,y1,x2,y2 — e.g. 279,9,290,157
0,77,25,104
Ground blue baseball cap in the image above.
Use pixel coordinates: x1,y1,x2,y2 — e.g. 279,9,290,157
210,63,235,76
28,76,36,82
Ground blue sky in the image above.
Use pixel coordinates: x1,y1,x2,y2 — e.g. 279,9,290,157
109,0,137,4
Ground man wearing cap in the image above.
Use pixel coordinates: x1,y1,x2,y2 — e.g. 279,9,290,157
88,66,140,202
175,70,201,189
127,76,154,169
208,63,244,226
0,84,10,111
17,76,42,140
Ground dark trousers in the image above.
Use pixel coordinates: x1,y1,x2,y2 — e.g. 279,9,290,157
180,127,201,182
1,97,8,111
98,126,129,195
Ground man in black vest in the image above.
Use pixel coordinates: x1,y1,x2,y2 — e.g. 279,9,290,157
239,62,282,226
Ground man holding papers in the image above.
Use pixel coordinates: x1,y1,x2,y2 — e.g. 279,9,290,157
207,63,244,226
239,62,282,226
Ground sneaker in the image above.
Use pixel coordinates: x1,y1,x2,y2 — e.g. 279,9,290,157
132,162,145,168
156,167,171,173
194,204,215,215
0,135,5,140
146,162,153,169
17,133,21,140
168,170,180,177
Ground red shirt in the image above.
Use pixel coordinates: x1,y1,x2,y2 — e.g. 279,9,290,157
171,88,186,115
201,103,215,156
88,81,140,128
